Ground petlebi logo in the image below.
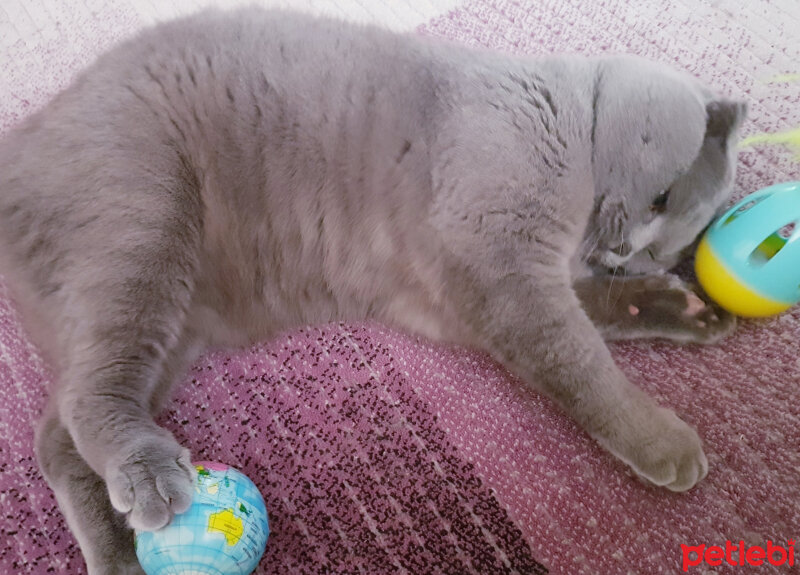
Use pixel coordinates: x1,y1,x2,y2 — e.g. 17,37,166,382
681,540,795,571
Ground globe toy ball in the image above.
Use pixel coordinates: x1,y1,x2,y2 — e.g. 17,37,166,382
695,181,800,317
134,462,270,575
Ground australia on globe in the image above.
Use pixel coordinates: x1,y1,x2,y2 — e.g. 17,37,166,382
135,461,270,575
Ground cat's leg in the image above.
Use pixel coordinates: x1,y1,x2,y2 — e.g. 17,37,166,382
35,402,145,575
19,179,209,575
57,272,198,534
450,270,708,491
574,273,736,343
35,334,204,575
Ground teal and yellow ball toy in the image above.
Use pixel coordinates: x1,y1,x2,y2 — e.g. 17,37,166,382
695,181,800,317
134,461,270,575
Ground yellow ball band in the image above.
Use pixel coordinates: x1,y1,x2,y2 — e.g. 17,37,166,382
695,236,793,317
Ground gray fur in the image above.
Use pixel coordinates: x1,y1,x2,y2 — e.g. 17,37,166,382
0,8,745,574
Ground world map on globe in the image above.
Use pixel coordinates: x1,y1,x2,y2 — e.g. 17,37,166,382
135,462,270,575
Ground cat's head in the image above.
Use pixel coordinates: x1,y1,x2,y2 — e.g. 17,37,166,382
583,56,747,275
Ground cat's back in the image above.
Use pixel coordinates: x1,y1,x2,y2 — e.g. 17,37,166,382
0,8,444,241
94,8,446,133
0,8,445,175
0,8,465,346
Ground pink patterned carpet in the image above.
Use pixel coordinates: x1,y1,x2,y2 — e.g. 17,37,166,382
1,1,800,574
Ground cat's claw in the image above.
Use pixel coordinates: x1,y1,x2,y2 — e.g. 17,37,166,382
105,432,195,531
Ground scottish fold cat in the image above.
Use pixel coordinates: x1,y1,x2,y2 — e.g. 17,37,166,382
0,8,744,573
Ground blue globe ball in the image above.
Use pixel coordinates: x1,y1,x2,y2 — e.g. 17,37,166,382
134,462,270,575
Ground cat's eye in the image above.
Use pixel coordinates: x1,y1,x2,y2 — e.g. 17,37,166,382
650,189,671,214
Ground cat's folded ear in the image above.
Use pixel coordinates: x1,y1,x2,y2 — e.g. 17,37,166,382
705,98,748,143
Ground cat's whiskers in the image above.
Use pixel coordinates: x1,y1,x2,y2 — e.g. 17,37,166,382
606,265,619,308
580,231,602,266
605,231,629,309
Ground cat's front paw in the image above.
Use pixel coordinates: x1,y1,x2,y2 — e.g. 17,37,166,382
105,430,195,531
604,406,708,492
623,275,736,344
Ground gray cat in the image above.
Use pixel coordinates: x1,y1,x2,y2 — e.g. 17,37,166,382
0,8,745,574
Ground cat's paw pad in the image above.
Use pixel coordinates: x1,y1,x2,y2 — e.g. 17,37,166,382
620,408,708,492
105,433,195,531
682,292,707,319
631,276,736,343
681,289,737,342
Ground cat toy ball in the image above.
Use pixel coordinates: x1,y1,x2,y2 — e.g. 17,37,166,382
695,181,800,317
134,462,270,575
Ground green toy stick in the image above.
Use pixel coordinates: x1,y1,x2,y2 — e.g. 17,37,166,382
739,74,800,160
740,127,800,160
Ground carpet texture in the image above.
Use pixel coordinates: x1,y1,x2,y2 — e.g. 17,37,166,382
1,1,799,574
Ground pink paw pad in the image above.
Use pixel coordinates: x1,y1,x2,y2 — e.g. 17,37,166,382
683,293,706,316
